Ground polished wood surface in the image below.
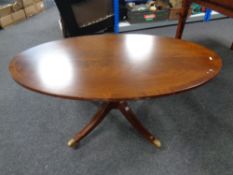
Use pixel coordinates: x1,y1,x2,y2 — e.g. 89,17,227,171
176,0,233,49
192,0,233,18
9,34,222,101
176,0,192,39
207,0,233,10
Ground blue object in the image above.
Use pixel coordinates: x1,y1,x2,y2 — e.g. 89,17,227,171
114,0,120,33
204,8,212,22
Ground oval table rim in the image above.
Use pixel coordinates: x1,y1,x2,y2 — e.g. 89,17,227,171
9,34,223,102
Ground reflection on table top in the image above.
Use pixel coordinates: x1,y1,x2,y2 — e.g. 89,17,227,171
9,34,222,101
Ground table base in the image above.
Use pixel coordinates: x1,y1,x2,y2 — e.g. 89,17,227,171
67,101,161,149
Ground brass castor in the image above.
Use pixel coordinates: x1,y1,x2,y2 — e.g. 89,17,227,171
67,138,77,148
153,139,161,148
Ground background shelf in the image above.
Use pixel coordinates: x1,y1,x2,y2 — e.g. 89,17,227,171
119,11,226,32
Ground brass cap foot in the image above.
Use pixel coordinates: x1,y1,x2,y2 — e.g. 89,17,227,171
153,139,161,148
67,138,77,148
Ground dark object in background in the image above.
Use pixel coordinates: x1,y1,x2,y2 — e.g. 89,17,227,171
54,0,126,37
127,1,170,24
54,0,113,37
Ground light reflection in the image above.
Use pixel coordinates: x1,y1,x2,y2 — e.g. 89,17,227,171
38,50,73,90
206,69,214,74
209,69,214,72
125,35,154,62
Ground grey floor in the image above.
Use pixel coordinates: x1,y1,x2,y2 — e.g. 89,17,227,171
0,7,233,175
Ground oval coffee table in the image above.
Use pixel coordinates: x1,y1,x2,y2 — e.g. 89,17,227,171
9,34,222,149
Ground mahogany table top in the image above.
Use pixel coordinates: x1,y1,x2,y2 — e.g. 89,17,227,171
9,34,222,101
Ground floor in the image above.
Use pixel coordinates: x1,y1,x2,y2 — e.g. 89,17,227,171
0,6,233,175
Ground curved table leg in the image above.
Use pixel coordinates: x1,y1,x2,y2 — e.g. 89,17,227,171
175,0,192,39
68,101,161,149
118,101,161,148
67,102,112,148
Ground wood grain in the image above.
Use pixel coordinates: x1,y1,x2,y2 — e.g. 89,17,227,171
9,34,222,101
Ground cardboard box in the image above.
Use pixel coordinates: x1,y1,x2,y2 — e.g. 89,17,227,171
0,1,44,28
0,14,14,28
22,0,35,7
12,9,26,22
169,8,192,20
35,1,44,12
24,1,44,17
16,0,39,8
170,0,183,8
24,4,37,17
0,4,13,17
22,0,43,7
0,10,26,28
12,0,24,11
